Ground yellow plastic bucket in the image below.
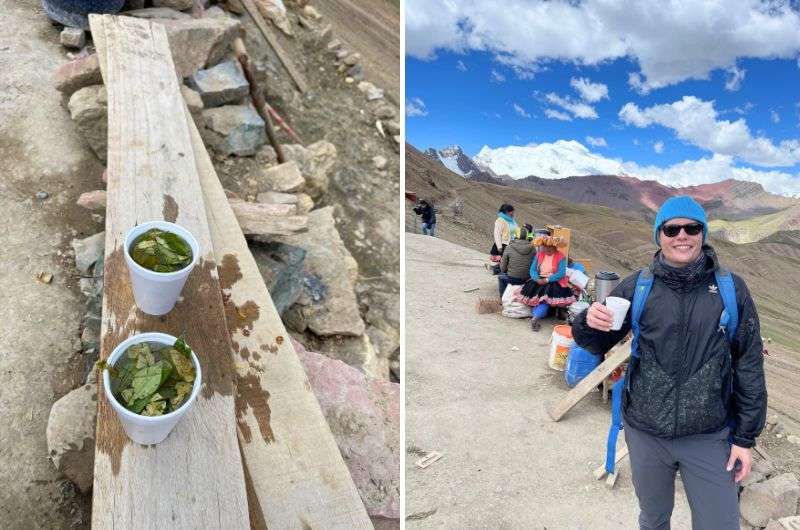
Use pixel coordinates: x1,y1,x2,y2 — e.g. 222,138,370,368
549,325,574,371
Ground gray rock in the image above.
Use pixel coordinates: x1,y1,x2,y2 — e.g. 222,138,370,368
125,7,192,19
259,161,306,193
344,53,361,66
153,0,193,10
200,105,266,156
346,64,365,81
383,120,400,136
326,39,342,51
249,241,306,314
186,60,249,108
36,191,49,200
281,141,337,200
294,341,399,519
372,155,387,170
68,85,108,162
275,206,365,336
765,516,800,530
740,473,800,527
740,470,766,488
256,191,314,213
366,87,384,101
157,17,242,78
71,231,105,275
60,27,86,49
753,457,776,477
373,105,396,120
205,5,227,17
46,384,97,492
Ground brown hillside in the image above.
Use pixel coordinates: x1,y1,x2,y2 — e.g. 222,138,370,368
406,143,800,352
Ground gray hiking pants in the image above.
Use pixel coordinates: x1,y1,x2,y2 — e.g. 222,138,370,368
624,421,739,530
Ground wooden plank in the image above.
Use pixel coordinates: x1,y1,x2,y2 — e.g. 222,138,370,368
89,15,249,529
547,341,631,421
185,102,373,527
592,444,629,481
240,0,309,93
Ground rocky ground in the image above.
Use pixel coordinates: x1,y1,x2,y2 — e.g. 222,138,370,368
1,0,399,527
405,234,800,530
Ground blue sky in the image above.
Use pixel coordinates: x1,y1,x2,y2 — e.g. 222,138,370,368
405,0,800,195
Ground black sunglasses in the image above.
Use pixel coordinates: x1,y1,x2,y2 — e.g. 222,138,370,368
661,223,703,238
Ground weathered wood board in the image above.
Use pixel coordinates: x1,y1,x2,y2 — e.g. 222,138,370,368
186,101,373,529
89,14,249,529
547,341,631,422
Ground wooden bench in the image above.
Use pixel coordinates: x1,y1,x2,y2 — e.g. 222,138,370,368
89,14,371,528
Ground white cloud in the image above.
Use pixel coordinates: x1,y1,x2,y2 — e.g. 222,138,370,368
571,77,609,103
586,136,608,147
545,92,599,119
456,60,467,72
654,141,665,154
513,103,532,118
771,110,781,124
623,154,800,197
619,96,800,167
405,0,800,92
490,69,506,83
545,108,572,121
724,65,746,91
633,138,640,146
406,97,428,117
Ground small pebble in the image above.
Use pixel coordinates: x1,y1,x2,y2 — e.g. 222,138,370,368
36,191,49,200
345,77,354,84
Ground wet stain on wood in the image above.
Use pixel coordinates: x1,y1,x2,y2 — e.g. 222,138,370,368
235,373,275,445
162,194,178,223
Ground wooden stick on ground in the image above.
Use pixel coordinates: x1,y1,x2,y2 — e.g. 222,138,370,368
547,341,632,422
239,0,309,94
232,37,286,163
592,444,629,481
89,14,249,529
185,105,373,528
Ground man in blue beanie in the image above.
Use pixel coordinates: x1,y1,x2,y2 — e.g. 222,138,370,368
572,196,767,530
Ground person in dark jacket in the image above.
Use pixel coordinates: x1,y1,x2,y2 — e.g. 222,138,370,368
498,227,535,296
413,200,436,236
572,196,766,530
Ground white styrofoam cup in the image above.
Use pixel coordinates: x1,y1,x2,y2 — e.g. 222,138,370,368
124,221,199,315
102,332,202,445
605,296,631,331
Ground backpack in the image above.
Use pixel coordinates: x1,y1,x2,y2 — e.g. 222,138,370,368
604,267,738,474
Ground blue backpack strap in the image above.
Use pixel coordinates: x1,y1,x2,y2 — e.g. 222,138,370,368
605,268,652,474
715,268,738,343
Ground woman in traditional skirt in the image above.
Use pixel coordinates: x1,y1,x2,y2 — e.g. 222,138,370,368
518,235,576,331
489,203,517,263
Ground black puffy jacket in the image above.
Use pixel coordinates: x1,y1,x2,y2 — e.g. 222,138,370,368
572,246,767,447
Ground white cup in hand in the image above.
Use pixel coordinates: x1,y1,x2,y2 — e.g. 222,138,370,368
586,302,614,332
605,296,631,331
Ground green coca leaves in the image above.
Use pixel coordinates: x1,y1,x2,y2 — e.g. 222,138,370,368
130,228,192,273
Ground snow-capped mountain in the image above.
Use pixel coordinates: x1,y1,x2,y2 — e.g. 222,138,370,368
473,140,626,180
423,145,482,177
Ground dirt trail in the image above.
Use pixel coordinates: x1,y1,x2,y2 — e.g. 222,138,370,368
314,0,400,102
0,1,104,528
404,234,697,528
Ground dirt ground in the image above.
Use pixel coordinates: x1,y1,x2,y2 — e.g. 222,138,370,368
405,233,800,529
0,1,104,528
314,0,400,103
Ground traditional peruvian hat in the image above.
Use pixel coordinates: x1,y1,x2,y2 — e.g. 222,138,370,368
533,235,566,248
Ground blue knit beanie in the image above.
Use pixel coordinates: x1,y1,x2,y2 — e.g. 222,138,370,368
653,196,707,246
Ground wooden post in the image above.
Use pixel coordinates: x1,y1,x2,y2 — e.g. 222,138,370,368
239,0,309,94
89,15,249,529
232,37,287,163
